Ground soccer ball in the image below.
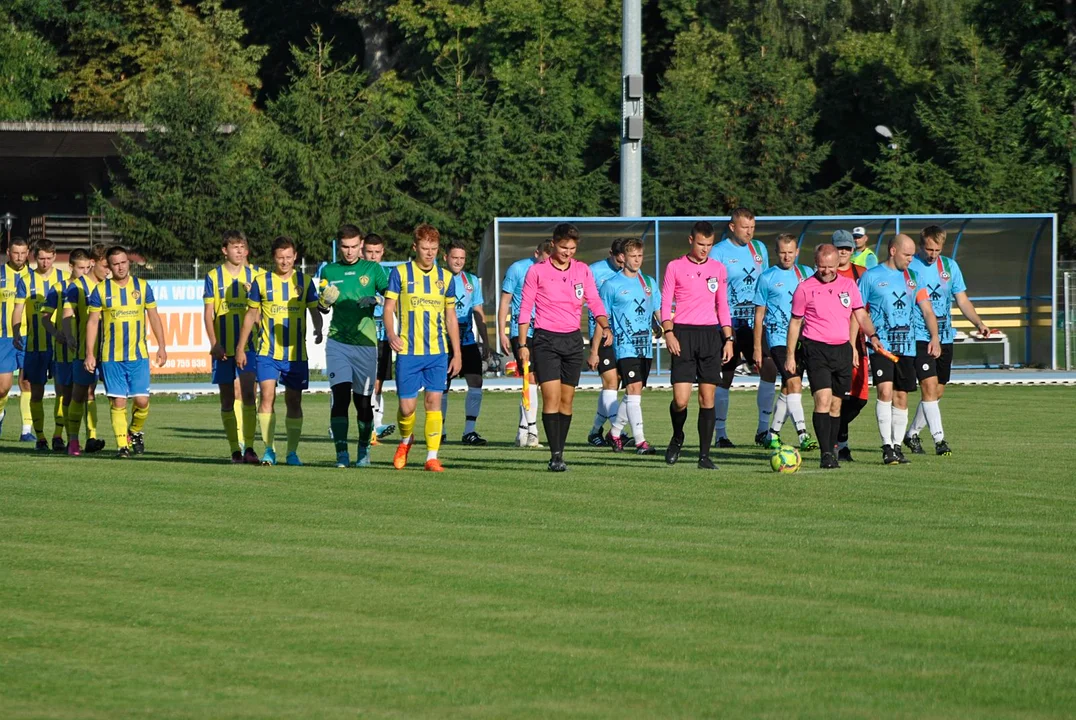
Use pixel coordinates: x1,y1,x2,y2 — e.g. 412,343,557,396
770,445,801,474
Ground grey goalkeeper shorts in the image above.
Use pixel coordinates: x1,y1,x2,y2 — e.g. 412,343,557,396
326,338,377,394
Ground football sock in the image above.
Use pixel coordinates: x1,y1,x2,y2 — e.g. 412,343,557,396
612,398,629,436
592,389,617,433
542,413,560,456
698,406,716,458
30,400,44,439
130,405,148,434
526,385,539,434
355,393,374,448
331,416,349,453
425,410,443,460
891,406,909,448
771,393,789,433
20,391,31,434
398,410,416,445
464,387,482,435
285,416,302,454
68,401,85,441
111,406,129,448
54,399,65,439
827,413,841,454
787,392,807,434
258,412,276,451
876,400,893,446
373,392,384,429
222,410,241,453
756,381,776,434
86,398,98,439
558,412,573,454
624,394,645,443
670,402,688,444
908,402,928,437
922,400,944,443
234,402,244,446
241,404,256,449
714,387,730,439
0,393,7,417
812,412,829,454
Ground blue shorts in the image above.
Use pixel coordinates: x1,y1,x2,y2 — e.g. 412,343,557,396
0,338,17,374
212,350,257,385
53,361,74,387
15,346,24,371
23,350,53,385
395,353,448,399
255,356,308,391
73,361,103,387
101,359,151,398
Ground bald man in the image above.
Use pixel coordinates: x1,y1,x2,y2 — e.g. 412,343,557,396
786,244,883,469
857,234,941,466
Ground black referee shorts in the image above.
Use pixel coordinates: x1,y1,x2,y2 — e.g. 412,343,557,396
532,329,584,386
670,324,723,386
769,344,805,383
801,338,852,396
376,340,393,381
871,352,917,393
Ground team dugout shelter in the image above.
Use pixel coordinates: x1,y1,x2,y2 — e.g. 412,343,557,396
477,214,1059,372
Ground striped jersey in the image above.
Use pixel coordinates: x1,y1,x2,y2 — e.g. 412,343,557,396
385,261,456,356
204,263,261,356
43,275,73,362
63,275,103,361
247,270,319,361
88,277,158,362
18,267,65,352
0,264,28,339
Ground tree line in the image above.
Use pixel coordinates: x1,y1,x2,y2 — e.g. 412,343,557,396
1,0,1072,261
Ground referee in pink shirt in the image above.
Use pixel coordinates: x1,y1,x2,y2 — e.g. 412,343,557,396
785,244,883,469
659,221,735,470
518,223,611,472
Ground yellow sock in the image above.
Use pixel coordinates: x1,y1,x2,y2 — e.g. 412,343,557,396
111,406,129,448
258,412,275,451
241,404,256,449
20,391,31,429
67,401,85,440
398,410,416,444
130,405,149,433
54,399,65,439
0,394,8,416
222,410,241,453
285,416,302,454
425,410,443,455
86,398,98,439
30,400,45,439
234,403,244,443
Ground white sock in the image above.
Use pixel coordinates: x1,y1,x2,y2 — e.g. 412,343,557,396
526,385,539,433
922,400,944,443
401,433,413,446
427,449,437,461
373,392,384,428
908,402,927,437
464,387,482,435
518,400,528,437
892,406,909,447
714,387,730,439
22,424,31,435
624,394,645,443
756,380,777,434
771,393,788,432
593,389,618,433
876,400,893,446
787,393,807,434
612,396,629,436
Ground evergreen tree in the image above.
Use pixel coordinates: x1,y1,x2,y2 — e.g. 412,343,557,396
0,9,66,119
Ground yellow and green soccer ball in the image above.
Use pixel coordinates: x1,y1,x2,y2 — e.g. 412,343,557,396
770,444,802,474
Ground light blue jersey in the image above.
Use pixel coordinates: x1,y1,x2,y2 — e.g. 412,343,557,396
858,264,928,357
451,271,483,346
588,257,622,335
599,270,661,360
752,263,814,348
502,257,537,338
910,254,966,344
709,238,769,328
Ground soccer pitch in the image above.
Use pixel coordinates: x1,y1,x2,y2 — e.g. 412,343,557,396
1,386,1073,718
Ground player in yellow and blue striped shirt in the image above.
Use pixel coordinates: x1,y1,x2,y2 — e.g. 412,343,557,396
0,242,29,440
236,236,323,466
382,223,461,473
12,239,66,450
61,246,110,455
85,246,169,459
3,237,32,441
203,230,261,463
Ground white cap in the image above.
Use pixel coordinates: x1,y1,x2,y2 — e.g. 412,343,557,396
852,226,867,237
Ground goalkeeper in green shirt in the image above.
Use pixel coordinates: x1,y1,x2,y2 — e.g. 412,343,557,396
318,225,389,467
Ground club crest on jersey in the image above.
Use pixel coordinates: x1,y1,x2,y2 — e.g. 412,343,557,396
907,279,916,288
574,283,584,299
244,282,252,293
436,280,445,291
838,291,851,308
359,275,370,287
132,290,141,301
463,276,473,293
752,250,762,263
940,271,950,281
706,277,719,293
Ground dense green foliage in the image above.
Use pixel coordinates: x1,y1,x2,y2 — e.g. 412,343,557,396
1,0,1072,259
1,388,1074,716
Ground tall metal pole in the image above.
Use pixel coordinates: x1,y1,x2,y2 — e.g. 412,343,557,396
620,0,642,217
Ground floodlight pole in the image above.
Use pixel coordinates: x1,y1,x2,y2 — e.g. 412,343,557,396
620,0,643,218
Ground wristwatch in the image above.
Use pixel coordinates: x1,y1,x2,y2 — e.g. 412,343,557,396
723,335,734,344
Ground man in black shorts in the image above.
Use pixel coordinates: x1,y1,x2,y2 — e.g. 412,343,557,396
659,222,735,470
586,238,630,447
442,241,490,444
363,234,395,442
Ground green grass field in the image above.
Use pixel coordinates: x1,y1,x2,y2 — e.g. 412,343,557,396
1,386,1074,718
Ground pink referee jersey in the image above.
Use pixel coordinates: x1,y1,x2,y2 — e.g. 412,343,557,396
659,256,732,327
790,274,864,345
518,259,606,334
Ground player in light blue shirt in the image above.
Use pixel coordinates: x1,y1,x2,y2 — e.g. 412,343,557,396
597,238,661,455
751,233,817,452
708,208,777,447
442,241,490,445
902,225,992,457
587,239,629,447
498,240,552,447
858,234,941,465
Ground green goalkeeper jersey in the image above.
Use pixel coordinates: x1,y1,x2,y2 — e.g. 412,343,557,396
318,259,388,347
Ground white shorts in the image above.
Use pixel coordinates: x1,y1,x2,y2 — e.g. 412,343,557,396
325,338,377,394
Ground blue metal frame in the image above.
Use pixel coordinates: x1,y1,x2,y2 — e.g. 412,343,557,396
1025,218,1049,365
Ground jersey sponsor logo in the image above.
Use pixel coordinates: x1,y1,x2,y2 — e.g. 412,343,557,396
574,283,584,299
706,277,719,293
838,291,851,308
